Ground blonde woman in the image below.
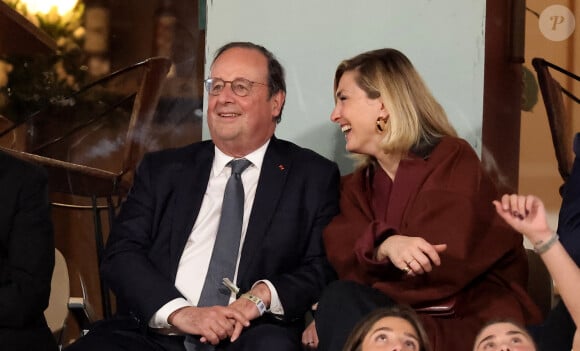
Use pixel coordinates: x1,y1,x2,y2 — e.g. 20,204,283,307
308,48,541,351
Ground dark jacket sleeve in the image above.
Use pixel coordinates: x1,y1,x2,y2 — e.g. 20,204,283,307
0,156,55,327
100,151,185,322
557,132,580,264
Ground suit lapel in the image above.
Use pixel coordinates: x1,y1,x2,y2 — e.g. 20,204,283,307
169,144,214,276
237,138,290,284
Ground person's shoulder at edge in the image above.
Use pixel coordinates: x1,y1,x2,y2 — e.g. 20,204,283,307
0,149,47,180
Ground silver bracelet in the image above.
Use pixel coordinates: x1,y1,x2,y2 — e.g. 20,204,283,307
534,232,559,254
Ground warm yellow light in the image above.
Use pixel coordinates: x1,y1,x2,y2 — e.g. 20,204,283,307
19,0,78,16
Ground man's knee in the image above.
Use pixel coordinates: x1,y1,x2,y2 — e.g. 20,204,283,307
65,322,162,351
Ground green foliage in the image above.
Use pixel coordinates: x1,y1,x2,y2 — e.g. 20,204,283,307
0,0,87,124
522,65,539,112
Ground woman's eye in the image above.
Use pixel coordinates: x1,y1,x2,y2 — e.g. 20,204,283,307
373,333,388,342
403,340,417,350
483,341,496,350
511,337,523,344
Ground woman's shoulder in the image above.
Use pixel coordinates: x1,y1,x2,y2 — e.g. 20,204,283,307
435,136,478,154
427,136,496,194
430,136,481,167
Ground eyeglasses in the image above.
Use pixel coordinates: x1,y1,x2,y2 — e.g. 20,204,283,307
204,77,268,97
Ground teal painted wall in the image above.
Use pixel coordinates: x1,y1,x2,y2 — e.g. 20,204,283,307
204,0,485,174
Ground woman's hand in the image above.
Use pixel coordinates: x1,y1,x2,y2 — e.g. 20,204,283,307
302,320,318,349
492,194,553,246
376,235,447,276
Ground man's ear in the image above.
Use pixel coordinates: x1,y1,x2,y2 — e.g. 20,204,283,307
270,91,285,117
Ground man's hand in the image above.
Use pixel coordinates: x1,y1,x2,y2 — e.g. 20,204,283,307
226,282,272,341
168,306,250,345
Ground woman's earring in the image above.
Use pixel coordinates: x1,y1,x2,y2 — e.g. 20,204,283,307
376,117,387,133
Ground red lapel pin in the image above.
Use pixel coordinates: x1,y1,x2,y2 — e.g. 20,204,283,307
278,164,285,171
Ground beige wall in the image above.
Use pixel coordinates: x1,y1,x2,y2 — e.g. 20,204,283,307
519,0,578,227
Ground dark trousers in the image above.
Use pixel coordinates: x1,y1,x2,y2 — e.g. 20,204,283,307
64,315,302,351
315,280,395,351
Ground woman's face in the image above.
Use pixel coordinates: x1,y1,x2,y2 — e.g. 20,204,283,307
473,322,536,351
330,70,386,157
361,316,421,351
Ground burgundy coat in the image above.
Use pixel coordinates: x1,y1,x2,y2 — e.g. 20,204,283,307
323,137,541,350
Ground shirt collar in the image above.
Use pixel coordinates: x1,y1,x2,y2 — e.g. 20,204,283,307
213,139,270,175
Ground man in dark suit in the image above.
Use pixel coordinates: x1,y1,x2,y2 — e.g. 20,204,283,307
0,150,57,351
66,42,339,351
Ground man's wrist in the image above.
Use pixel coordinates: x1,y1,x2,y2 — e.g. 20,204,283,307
168,306,190,326
241,292,266,316
250,282,272,307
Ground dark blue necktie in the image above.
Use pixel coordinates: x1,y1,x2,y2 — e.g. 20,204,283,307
185,158,252,351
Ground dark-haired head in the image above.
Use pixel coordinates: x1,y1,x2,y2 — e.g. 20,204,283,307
473,318,537,351
342,305,431,351
212,42,286,122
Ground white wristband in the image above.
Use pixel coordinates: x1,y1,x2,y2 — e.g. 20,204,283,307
241,293,266,316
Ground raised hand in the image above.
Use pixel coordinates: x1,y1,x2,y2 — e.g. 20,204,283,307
492,194,553,246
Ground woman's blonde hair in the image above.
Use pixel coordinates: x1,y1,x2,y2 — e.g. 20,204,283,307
334,48,457,167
